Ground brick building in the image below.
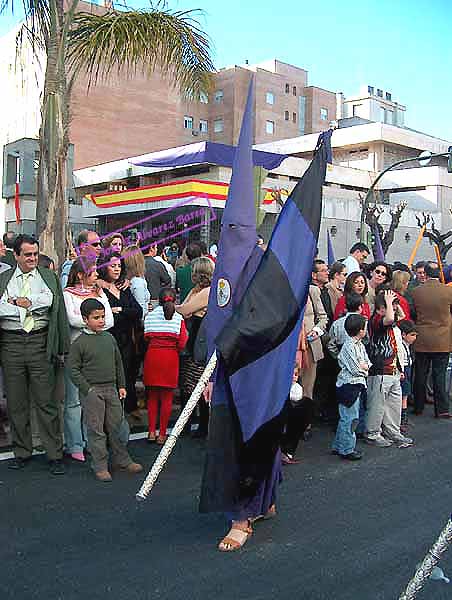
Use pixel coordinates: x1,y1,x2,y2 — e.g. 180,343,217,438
69,57,337,169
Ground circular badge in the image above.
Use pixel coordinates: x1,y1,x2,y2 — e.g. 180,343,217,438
217,278,231,308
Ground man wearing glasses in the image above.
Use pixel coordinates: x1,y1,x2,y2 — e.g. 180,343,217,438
0,235,70,474
60,230,102,289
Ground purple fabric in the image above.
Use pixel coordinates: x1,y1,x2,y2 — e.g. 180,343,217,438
225,450,282,522
206,78,259,361
327,229,336,265
130,141,286,171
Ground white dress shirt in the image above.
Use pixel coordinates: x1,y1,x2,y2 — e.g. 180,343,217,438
0,266,53,331
342,255,361,276
154,256,176,287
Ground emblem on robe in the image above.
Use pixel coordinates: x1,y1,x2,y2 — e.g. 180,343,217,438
217,278,231,308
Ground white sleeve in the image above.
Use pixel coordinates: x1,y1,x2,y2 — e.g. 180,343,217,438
131,278,150,318
0,291,20,318
99,292,114,331
63,292,85,329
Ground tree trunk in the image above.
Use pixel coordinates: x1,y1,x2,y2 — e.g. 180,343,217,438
36,0,70,268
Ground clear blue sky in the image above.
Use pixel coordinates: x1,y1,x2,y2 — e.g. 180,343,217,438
2,0,451,141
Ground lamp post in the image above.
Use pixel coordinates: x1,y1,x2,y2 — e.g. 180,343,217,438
359,149,452,243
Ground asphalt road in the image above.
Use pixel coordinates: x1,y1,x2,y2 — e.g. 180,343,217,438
2,408,452,600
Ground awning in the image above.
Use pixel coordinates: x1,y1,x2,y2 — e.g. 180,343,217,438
85,178,288,211
85,179,228,208
129,141,287,171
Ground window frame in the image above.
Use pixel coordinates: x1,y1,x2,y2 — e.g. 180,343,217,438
265,120,275,135
214,118,224,133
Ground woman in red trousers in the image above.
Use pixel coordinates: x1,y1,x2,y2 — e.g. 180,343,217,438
144,288,188,444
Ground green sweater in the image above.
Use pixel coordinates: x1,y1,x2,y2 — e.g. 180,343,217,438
68,331,125,396
176,264,193,302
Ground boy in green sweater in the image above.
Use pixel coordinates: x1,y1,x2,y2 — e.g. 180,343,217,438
69,298,143,482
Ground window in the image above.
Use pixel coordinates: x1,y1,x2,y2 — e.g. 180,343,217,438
385,110,394,125
292,86,297,96
368,85,374,95
352,104,362,117
385,92,392,101
266,91,274,105
320,107,328,120
292,112,297,123
285,83,290,94
214,89,224,103
266,120,274,135
284,110,289,121
214,118,224,133
6,153,18,186
184,115,193,129
199,119,208,133
199,91,209,104
377,88,383,98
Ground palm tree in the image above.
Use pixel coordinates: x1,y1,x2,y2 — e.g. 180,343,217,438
3,0,214,264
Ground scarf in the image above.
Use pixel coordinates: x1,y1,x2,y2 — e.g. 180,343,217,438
65,285,99,298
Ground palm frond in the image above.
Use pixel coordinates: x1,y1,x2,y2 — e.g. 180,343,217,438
67,6,215,96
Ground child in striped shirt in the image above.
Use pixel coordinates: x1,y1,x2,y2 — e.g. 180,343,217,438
332,314,371,461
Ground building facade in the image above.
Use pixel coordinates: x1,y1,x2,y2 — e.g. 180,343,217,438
70,120,452,266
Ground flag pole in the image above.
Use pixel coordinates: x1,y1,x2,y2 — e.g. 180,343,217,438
407,225,426,269
136,352,217,502
434,244,445,283
399,514,452,599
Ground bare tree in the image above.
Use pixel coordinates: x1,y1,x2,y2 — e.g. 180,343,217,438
361,195,407,258
415,213,452,262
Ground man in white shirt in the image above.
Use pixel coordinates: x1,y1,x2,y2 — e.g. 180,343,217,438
0,235,70,474
342,242,370,276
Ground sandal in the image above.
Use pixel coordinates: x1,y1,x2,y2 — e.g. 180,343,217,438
157,434,167,445
147,433,156,443
218,522,253,552
264,504,277,520
250,504,277,524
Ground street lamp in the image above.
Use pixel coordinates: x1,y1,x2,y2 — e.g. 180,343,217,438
359,148,452,243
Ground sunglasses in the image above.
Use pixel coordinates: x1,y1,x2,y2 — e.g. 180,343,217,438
91,242,102,247
375,269,387,276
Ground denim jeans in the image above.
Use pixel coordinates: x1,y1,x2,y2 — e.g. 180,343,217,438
63,366,85,454
332,396,360,456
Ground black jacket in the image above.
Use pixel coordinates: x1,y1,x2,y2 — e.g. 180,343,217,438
144,256,171,298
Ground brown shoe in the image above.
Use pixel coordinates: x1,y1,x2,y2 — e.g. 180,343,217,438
95,470,112,482
124,462,143,474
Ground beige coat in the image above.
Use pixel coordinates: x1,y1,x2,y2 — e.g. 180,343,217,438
304,285,328,362
412,279,452,353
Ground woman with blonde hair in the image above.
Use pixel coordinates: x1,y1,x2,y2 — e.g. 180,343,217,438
102,232,125,258
176,257,214,438
391,269,412,321
123,245,150,318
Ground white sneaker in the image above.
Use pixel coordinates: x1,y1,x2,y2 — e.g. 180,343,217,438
364,435,393,448
390,434,414,445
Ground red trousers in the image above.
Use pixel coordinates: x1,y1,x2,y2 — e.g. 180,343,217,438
147,387,173,437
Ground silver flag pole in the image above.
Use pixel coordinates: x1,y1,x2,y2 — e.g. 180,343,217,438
399,514,452,599
136,352,217,502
